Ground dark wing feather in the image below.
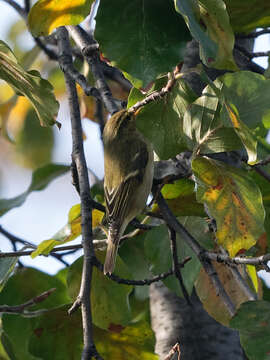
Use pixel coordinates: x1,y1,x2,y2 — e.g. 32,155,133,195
104,138,149,229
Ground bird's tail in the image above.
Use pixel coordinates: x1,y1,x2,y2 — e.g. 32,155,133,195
104,231,119,275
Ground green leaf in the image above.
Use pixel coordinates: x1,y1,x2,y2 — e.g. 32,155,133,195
28,0,94,37
158,178,205,217
0,257,18,293
230,300,270,360
0,267,70,310
128,78,196,159
192,156,265,256
94,320,158,360
174,0,237,70
28,305,83,360
2,315,39,360
95,0,191,88
14,108,54,169
183,83,242,154
0,163,70,217
119,232,152,301
67,254,133,330
144,223,202,297
220,71,270,130
225,0,270,33
0,41,59,127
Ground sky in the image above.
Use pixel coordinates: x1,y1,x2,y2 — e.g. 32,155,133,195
0,2,270,284
0,1,104,273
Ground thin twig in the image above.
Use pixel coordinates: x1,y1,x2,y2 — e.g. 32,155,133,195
57,27,102,360
205,251,270,270
93,256,191,286
164,343,181,360
2,0,27,19
168,227,191,305
0,225,69,266
237,29,270,39
128,70,178,114
67,25,119,114
0,288,56,314
251,165,270,183
255,156,270,167
156,191,236,316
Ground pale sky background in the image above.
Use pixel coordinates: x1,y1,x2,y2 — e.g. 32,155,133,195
0,1,270,284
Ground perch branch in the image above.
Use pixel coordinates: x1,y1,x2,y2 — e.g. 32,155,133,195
67,25,119,114
57,27,102,360
156,191,236,316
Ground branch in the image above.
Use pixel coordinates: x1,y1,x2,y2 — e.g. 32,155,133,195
67,25,119,114
57,27,102,360
2,0,27,19
128,68,179,114
156,191,236,316
237,28,270,39
205,251,270,271
0,288,56,314
251,164,270,183
168,227,191,305
164,343,181,360
0,225,70,266
255,156,270,167
93,256,191,286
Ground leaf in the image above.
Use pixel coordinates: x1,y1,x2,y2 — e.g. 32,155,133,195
2,315,39,360
28,0,94,37
0,267,70,310
14,108,54,169
224,103,257,164
119,232,152,301
156,178,205,217
0,41,59,127
67,254,133,330
28,305,83,359
174,0,237,70
195,263,257,326
192,156,265,256
144,223,202,297
0,163,70,217
128,78,196,159
94,320,158,360
230,300,270,360
31,204,103,258
220,71,270,130
225,0,270,33
0,257,18,293
183,83,242,154
95,0,191,88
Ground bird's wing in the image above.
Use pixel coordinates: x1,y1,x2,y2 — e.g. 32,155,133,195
104,139,149,230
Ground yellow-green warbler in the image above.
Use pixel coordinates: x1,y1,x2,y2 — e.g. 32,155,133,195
103,109,154,274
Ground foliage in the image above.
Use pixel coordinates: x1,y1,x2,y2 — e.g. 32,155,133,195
1,0,270,359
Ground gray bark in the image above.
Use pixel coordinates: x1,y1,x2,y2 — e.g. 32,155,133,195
150,283,246,360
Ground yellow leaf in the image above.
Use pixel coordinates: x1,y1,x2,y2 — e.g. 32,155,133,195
192,156,265,256
246,265,259,293
28,0,94,37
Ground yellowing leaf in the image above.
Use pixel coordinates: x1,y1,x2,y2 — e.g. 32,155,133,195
31,203,82,258
31,204,104,258
0,41,59,127
225,103,257,164
192,156,265,256
246,265,259,293
28,0,94,37
196,262,257,325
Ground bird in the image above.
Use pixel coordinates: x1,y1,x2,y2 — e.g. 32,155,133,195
103,109,154,274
